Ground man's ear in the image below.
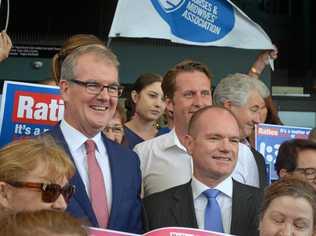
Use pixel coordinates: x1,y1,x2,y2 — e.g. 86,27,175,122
131,90,138,104
279,168,289,178
223,100,232,110
0,182,12,209
184,134,194,155
165,98,174,114
59,80,71,102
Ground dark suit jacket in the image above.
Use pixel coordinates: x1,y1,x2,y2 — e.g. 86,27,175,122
45,125,143,234
143,180,262,236
250,147,268,190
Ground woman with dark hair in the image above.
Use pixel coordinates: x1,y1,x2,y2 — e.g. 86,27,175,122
259,177,316,236
275,138,316,190
124,73,166,149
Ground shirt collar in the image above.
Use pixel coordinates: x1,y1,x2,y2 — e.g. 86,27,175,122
191,176,233,200
60,119,102,152
162,128,187,152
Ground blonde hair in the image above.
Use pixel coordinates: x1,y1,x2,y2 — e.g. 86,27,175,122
0,136,75,183
0,210,88,236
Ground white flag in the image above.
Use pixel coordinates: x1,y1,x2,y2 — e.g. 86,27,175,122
109,0,274,50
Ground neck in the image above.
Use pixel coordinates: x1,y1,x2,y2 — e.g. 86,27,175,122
125,117,157,140
193,173,227,188
175,125,188,147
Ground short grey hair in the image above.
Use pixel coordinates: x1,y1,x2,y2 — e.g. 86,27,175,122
213,73,270,107
60,44,119,82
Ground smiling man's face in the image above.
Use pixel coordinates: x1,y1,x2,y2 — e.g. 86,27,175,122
185,108,240,186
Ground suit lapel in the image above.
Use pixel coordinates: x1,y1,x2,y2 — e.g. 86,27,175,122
230,180,252,233
102,135,119,227
250,147,268,189
171,182,198,228
48,125,98,226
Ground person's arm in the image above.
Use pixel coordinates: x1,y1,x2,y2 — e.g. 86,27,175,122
248,48,278,79
0,31,12,62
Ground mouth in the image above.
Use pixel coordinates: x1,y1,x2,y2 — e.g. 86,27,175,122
212,156,232,161
90,105,109,111
150,110,161,115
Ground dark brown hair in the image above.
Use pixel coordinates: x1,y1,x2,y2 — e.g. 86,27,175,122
125,73,163,121
275,139,316,176
161,60,212,100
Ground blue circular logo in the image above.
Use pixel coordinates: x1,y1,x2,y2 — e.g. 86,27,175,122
157,0,186,12
151,0,235,43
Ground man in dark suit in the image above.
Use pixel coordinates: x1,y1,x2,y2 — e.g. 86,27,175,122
45,44,142,233
144,106,262,236
213,73,269,190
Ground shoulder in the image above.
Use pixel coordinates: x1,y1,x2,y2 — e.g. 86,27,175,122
233,180,263,198
144,182,190,203
134,132,171,151
103,136,140,163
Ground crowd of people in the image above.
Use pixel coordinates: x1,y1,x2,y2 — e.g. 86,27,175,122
0,32,316,236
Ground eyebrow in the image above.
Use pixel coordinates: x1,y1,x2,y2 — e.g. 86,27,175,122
147,90,160,95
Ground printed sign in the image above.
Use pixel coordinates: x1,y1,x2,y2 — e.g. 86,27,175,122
109,0,274,49
255,123,311,182
151,0,234,43
0,81,63,148
88,227,232,236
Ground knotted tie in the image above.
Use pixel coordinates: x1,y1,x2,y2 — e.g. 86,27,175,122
203,189,224,233
85,140,108,228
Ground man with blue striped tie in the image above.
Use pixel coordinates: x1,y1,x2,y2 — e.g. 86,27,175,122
143,106,262,236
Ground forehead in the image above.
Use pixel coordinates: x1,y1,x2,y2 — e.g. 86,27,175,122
141,81,163,93
267,196,313,218
75,53,118,82
297,149,316,167
195,109,239,136
175,71,211,91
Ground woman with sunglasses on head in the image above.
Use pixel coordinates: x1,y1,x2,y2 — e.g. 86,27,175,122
124,73,166,149
0,136,75,219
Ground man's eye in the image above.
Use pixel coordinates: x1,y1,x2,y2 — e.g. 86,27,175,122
87,83,100,89
108,85,119,93
230,138,240,144
183,91,194,98
201,90,211,96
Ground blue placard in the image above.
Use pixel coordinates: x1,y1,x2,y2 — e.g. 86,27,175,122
0,81,63,148
255,123,311,183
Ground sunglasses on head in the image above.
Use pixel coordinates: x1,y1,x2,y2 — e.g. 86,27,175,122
6,181,76,203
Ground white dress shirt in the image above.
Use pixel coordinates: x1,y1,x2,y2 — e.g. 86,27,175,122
191,177,233,234
134,129,193,197
60,120,112,213
232,142,259,188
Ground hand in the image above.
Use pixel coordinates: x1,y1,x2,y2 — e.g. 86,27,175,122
0,31,12,62
249,46,278,78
